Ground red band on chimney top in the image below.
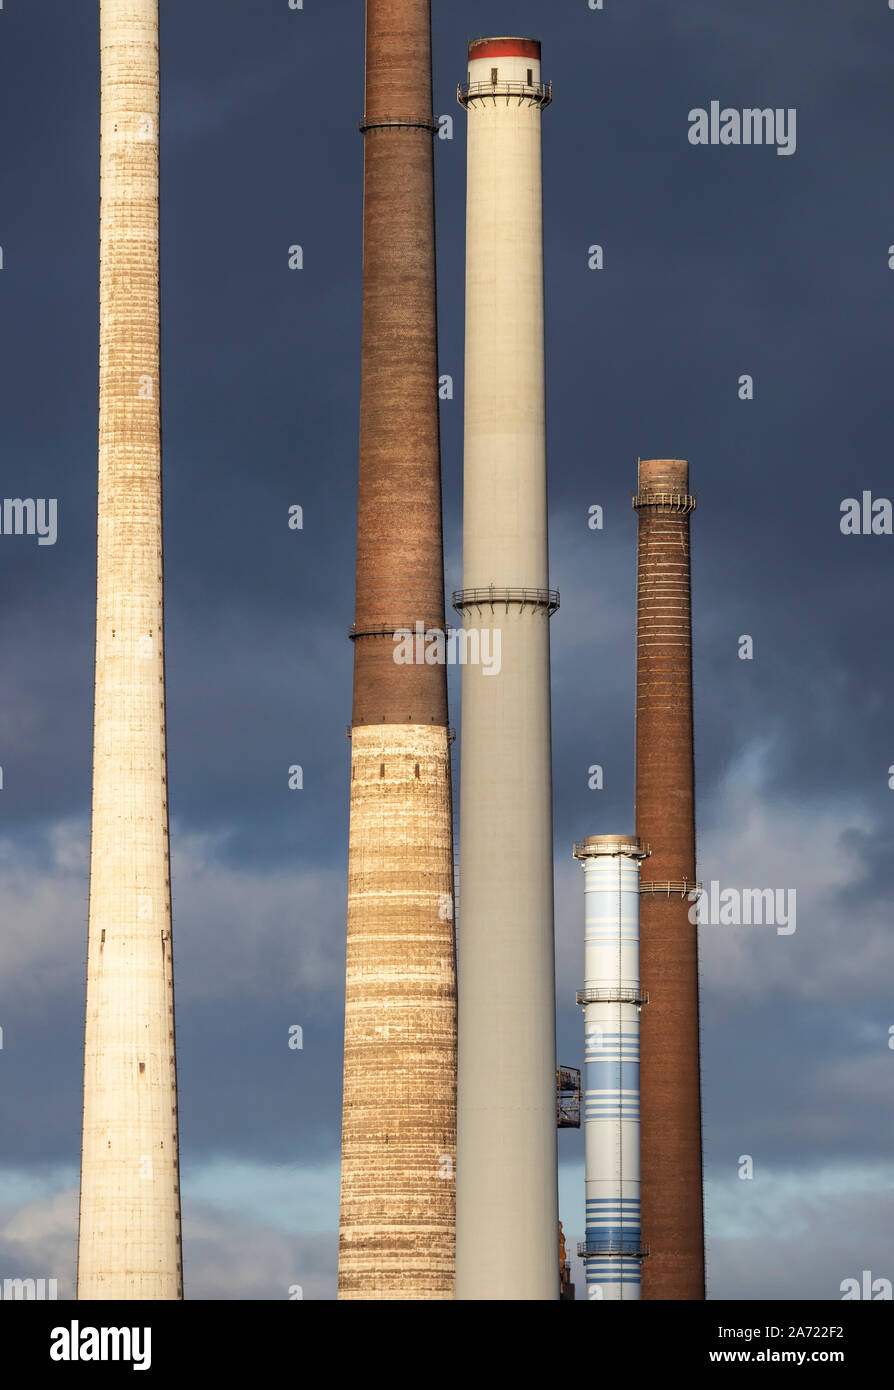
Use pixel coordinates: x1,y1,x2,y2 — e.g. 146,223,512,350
468,37,541,61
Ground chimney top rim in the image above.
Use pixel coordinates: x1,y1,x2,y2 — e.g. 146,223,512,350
468,37,542,60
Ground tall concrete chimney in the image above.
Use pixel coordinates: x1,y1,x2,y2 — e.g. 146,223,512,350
337,0,457,1300
78,0,182,1299
454,38,559,1300
633,459,705,1299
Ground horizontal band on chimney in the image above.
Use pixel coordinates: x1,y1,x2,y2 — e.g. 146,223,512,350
468,37,541,60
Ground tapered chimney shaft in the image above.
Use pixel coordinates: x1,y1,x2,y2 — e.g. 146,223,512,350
78,0,182,1299
634,459,705,1300
337,0,457,1300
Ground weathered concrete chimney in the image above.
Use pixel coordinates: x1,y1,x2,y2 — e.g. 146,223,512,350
78,0,182,1299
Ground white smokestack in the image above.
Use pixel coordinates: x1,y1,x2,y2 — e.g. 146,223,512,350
454,37,558,1301
574,836,649,1301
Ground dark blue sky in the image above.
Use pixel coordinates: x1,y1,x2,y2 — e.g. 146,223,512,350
1,0,893,1299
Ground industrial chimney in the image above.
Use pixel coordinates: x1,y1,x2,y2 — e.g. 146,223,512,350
78,0,183,1299
454,38,559,1300
574,835,649,1300
337,0,457,1300
633,459,706,1299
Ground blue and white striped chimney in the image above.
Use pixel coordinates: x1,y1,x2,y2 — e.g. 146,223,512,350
574,836,650,1299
